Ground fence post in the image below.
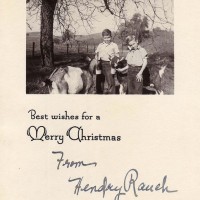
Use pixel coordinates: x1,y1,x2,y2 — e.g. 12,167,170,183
67,43,69,54
86,43,88,53
32,42,35,58
78,42,80,53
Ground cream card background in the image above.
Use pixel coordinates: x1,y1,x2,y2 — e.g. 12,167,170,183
1,0,200,200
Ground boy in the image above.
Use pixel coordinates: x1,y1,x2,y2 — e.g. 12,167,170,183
95,29,119,94
122,35,148,94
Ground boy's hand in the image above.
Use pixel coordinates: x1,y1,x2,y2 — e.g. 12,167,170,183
110,56,119,68
111,63,117,69
116,68,122,72
136,72,143,82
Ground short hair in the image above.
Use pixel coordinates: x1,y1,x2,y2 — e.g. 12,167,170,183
102,29,112,37
126,35,137,45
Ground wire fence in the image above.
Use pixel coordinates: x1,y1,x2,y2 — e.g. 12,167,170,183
26,34,174,58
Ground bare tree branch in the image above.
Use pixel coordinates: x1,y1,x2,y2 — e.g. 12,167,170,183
27,0,173,34
103,0,114,15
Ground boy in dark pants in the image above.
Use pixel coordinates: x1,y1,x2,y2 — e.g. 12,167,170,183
95,29,119,94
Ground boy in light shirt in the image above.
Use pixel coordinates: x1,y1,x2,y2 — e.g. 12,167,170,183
95,29,119,94
117,35,148,94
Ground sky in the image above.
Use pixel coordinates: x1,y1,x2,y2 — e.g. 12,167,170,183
26,0,174,36
27,11,121,35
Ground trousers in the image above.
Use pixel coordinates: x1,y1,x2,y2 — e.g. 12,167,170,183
97,61,115,94
127,66,143,94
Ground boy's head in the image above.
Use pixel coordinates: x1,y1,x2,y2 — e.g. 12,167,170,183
126,35,139,50
102,29,112,44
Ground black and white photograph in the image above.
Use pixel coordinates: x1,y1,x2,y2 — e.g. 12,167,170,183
1,1,200,200
26,0,174,94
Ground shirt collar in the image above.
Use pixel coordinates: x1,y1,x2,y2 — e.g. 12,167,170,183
129,45,141,51
102,41,112,45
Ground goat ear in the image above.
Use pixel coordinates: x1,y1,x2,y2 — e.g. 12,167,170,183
40,79,52,87
159,65,167,78
63,66,69,73
40,81,46,87
119,57,124,61
161,64,167,70
85,56,91,62
47,79,53,85
128,46,132,51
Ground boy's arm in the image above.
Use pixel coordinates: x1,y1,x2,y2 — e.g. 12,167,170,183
115,52,120,58
95,52,99,61
114,43,120,58
136,57,147,82
95,44,102,71
138,57,147,75
95,44,100,60
136,48,148,81
116,65,129,72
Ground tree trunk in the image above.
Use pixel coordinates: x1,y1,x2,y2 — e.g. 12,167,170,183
40,0,57,67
